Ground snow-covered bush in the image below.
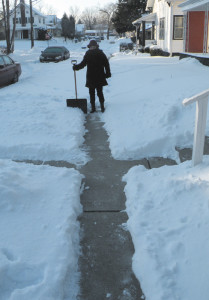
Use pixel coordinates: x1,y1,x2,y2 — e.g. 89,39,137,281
150,46,164,56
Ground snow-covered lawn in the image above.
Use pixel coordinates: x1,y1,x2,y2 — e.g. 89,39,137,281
0,159,82,300
102,54,209,161
124,159,209,300
0,41,88,164
1,37,209,300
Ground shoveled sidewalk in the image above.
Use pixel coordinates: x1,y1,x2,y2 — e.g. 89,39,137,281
77,113,176,300
15,112,209,300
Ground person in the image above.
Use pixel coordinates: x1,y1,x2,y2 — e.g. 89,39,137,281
73,39,111,113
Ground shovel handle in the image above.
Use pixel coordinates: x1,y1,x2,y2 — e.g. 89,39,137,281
71,60,78,99
74,70,78,99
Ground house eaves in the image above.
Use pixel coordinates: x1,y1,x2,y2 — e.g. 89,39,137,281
179,0,209,11
133,13,156,25
146,0,155,10
15,2,46,18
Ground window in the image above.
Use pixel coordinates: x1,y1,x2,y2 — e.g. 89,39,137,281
28,17,34,23
19,17,27,24
3,56,13,66
173,16,183,40
159,18,165,40
13,18,19,24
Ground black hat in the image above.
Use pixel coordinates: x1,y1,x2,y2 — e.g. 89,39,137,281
87,40,99,48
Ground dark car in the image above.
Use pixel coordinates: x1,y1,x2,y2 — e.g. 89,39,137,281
0,55,21,87
40,46,70,62
120,42,134,52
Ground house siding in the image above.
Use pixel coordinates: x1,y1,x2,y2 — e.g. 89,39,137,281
153,0,184,53
10,4,46,40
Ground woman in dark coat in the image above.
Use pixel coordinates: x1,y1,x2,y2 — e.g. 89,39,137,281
73,40,111,113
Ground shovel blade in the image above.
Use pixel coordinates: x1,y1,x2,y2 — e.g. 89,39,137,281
66,99,87,114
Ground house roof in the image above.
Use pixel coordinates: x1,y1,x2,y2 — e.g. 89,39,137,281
133,13,156,25
179,0,209,11
146,0,155,9
15,2,46,18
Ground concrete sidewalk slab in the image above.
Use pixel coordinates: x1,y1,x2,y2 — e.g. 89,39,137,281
78,114,145,299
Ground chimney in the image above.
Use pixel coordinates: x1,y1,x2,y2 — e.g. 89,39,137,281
20,0,26,26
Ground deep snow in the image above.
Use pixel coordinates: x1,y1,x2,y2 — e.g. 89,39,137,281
0,159,82,300
1,37,209,299
123,159,209,300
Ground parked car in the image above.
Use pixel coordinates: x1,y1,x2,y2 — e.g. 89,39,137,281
119,42,134,52
39,46,70,63
94,37,101,43
0,54,21,87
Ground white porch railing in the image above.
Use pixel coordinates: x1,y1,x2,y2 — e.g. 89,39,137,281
183,89,209,166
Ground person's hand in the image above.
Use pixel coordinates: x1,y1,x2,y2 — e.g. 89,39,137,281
73,65,77,71
106,73,111,78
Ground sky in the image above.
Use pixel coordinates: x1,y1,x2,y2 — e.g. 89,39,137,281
39,0,118,18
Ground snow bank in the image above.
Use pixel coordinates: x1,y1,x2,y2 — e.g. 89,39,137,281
0,159,82,300
123,158,209,300
0,39,89,165
102,54,209,160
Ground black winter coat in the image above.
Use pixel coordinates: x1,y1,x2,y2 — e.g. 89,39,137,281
74,48,111,88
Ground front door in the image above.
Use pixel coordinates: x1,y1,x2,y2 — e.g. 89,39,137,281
23,30,29,39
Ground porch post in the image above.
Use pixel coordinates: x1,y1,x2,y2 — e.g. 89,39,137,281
203,3,209,54
183,12,187,52
169,3,173,56
142,21,145,47
192,97,208,166
152,21,155,40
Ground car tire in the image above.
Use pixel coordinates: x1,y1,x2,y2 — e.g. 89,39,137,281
12,73,19,84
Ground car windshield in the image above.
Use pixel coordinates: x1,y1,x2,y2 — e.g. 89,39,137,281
44,47,63,53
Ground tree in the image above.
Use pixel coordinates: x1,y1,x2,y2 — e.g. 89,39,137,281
80,8,97,30
99,3,116,40
2,0,17,53
112,0,147,34
69,5,80,23
68,15,75,39
61,13,70,41
29,0,34,48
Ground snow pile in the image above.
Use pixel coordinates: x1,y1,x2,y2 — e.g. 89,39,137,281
123,159,209,300
0,159,82,300
1,43,88,165
102,55,209,160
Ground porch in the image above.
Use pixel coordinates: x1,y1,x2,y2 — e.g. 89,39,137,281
133,13,156,47
179,0,209,53
179,52,209,66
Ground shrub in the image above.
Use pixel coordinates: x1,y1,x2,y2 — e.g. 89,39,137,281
144,45,150,53
150,47,164,56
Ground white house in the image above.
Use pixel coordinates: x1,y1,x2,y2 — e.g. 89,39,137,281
75,24,85,36
133,0,185,55
10,1,46,40
45,15,62,37
179,0,209,53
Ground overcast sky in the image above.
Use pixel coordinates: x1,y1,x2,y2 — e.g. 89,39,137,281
39,0,118,18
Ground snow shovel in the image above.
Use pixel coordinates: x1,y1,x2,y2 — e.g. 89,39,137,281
66,60,87,114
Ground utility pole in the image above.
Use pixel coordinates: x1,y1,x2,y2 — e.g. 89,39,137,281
30,0,34,48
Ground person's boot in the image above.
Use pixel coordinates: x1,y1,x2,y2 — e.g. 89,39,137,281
100,102,105,113
90,103,96,113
